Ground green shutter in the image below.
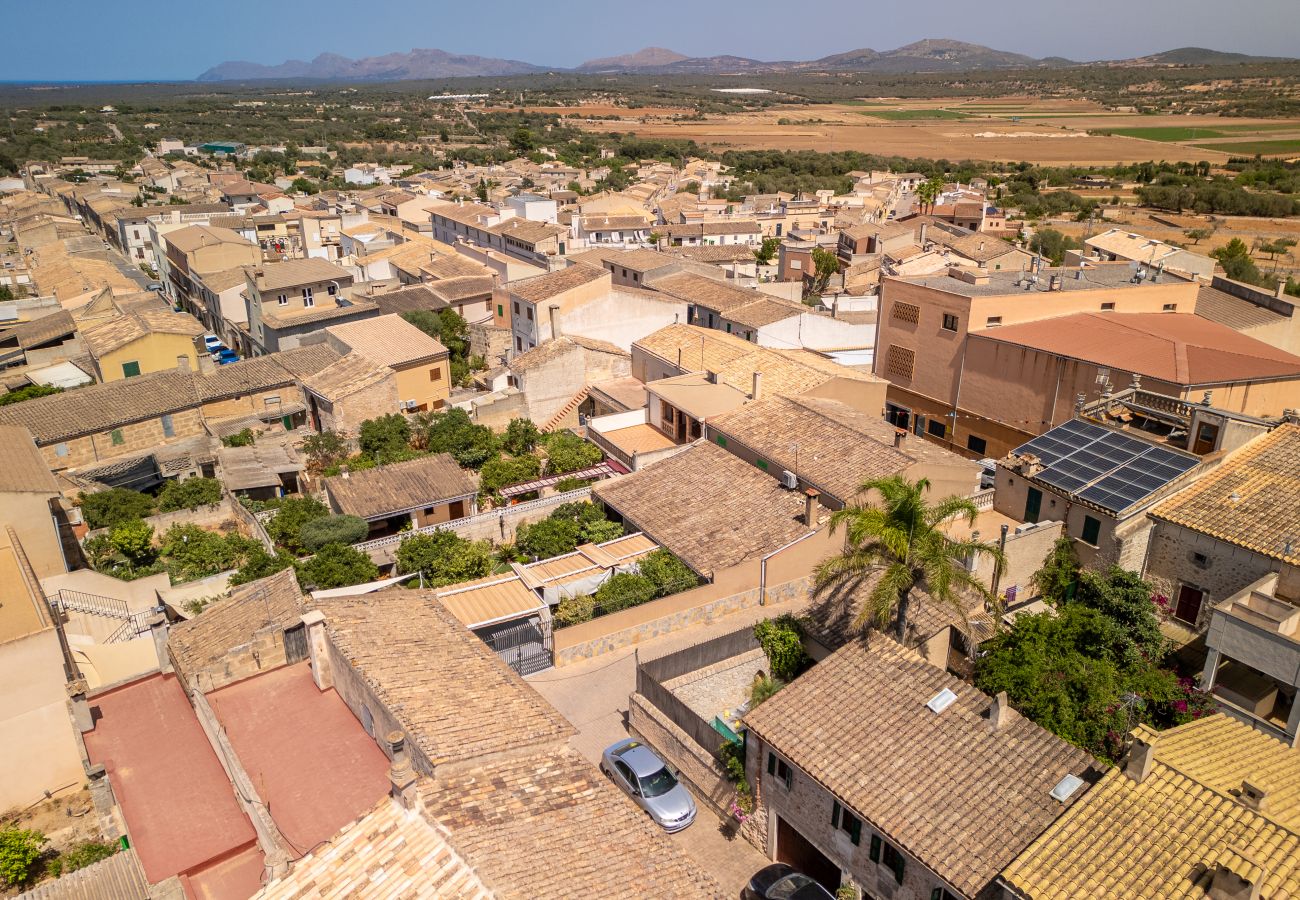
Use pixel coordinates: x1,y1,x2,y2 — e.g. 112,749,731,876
110,429,124,446
121,360,141,378
717,435,728,449
497,304,503,317
767,752,776,776
848,816,861,846
892,852,905,885
756,459,768,471
831,801,840,829
869,834,881,862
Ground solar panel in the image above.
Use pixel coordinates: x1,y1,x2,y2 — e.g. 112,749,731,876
1013,420,1198,514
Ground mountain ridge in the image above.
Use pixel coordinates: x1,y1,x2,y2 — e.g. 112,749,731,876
196,42,1295,82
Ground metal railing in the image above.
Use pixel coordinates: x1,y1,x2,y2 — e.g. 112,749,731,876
105,610,157,644
52,589,130,621
352,487,593,552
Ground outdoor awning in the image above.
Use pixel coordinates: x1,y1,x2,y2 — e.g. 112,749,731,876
499,462,617,498
436,575,546,630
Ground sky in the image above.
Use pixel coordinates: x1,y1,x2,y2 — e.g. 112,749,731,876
4,0,1299,82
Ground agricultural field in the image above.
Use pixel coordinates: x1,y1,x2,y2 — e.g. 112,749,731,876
1191,138,1300,156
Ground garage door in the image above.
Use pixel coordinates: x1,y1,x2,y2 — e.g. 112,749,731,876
775,815,841,893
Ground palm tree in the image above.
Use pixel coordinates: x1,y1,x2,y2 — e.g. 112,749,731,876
814,475,1004,642
916,177,944,215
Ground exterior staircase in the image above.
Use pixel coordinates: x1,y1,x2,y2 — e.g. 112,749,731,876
50,590,156,644
541,386,591,433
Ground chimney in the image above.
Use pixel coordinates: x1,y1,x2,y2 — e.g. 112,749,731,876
302,610,333,691
1125,737,1155,783
988,691,1012,730
707,369,722,386
67,678,94,733
1049,273,1062,292
752,371,763,401
919,222,928,247
1277,282,1287,300
177,355,191,372
340,464,350,479
149,613,172,674
1239,780,1269,813
893,430,904,449
1209,863,1263,900
386,731,419,809
803,488,820,527
548,303,562,339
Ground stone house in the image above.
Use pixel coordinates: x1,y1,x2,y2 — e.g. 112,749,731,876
321,453,477,538
504,335,631,431
301,352,399,436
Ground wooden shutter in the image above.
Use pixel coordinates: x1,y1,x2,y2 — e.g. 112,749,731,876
869,834,881,863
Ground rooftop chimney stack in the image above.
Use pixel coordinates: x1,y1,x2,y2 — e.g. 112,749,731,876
302,610,333,691
386,732,419,809
988,691,1012,730
1239,780,1269,813
752,371,763,402
803,488,820,527
1125,737,1155,783
149,613,172,675
548,304,562,339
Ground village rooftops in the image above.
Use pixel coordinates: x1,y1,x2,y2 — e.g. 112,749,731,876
889,263,1190,298
162,224,249,253
321,453,475,521
973,312,1300,387
11,310,76,349
1151,423,1300,565
745,638,1099,899
251,258,351,293
0,425,60,494
81,309,205,357
325,314,448,368
258,297,378,330
1001,714,1300,899
593,440,813,576
508,264,608,304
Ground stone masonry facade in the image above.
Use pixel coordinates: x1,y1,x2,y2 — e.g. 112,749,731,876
1144,519,1281,631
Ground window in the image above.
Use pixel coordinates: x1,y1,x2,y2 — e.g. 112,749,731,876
726,323,732,333
942,313,959,331
985,315,1002,327
264,395,281,407
831,801,862,845
526,307,533,321
121,360,141,378
967,435,987,455
327,283,337,296
883,843,906,885
766,752,792,789
1163,303,1177,312
884,345,916,380
513,301,520,315
790,259,801,270
110,429,125,446
516,336,523,351
430,367,442,381
302,286,314,302
869,835,881,862
926,419,946,439
621,268,628,277
1101,302,1115,311
497,304,504,317
161,414,174,438
892,302,920,325
1081,515,1101,546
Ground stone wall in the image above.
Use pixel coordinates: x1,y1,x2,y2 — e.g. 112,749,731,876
1144,520,1280,631
628,693,734,818
553,575,811,667
42,408,206,471
183,623,289,695
468,320,512,367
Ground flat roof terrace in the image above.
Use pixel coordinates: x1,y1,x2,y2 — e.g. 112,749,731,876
83,674,258,891
206,661,390,856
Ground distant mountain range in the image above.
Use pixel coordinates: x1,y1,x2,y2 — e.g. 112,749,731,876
196,40,1294,82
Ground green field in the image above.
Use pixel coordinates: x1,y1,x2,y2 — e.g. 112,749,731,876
1192,138,1300,155
863,109,969,121
1104,126,1228,141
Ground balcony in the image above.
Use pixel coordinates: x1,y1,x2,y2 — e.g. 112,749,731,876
587,410,684,471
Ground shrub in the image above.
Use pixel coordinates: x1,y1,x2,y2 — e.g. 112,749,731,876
358,413,413,462
0,383,62,406
549,501,623,544
296,543,379,590
227,546,297,586
48,841,116,877
592,572,656,614
637,549,698,595
555,476,592,492
502,418,541,455
749,674,786,708
266,496,330,555
0,828,45,887
156,477,222,512
479,452,541,494
394,530,493,586
80,488,155,529
754,615,810,683
221,428,255,448
109,519,155,563
158,524,260,582
301,430,348,472
299,515,369,552
543,431,603,475
422,408,497,469
514,517,581,560
553,594,595,627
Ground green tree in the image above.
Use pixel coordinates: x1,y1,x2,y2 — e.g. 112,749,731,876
809,246,839,295
1031,536,1081,604
158,525,259,582
637,548,698,595
916,176,944,213
394,530,493,586
548,501,622,543
1073,566,1167,664
289,177,318,195
420,408,498,469
222,428,255,448
80,488,155,529
358,413,413,462
753,236,780,264
228,546,297,586
591,572,657,614
543,431,602,475
1183,227,1213,246
1030,228,1078,266
302,430,349,473
109,519,155,564
266,496,331,555
510,127,536,154
813,476,1003,641
502,418,541,455
0,383,62,406
299,515,370,552
753,615,810,682
553,593,595,627
479,453,541,494
0,828,45,887
296,543,379,590
156,477,222,512
515,516,581,560
1212,238,1263,284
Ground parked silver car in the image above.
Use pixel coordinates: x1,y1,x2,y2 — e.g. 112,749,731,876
600,739,697,832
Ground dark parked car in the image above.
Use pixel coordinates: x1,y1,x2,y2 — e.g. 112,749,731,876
743,864,837,900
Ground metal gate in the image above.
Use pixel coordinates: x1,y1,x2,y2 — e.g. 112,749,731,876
284,624,309,665
479,616,553,677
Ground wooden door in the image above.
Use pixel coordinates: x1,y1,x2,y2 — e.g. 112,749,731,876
1025,487,1043,524
1174,585,1205,625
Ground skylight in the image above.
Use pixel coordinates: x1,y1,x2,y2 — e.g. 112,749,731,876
1050,774,1085,802
926,688,957,714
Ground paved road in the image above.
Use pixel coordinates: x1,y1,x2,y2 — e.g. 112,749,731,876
529,600,799,896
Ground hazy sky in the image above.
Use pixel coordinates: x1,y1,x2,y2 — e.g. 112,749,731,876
4,0,1299,81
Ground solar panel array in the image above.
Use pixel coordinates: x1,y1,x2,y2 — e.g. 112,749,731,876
1013,420,1198,514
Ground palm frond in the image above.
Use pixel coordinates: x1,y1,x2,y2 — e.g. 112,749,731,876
924,494,980,529
857,562,914,631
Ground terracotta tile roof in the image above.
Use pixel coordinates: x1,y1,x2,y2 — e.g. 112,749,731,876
259,298,378,330
508,265,608,304
490,217,566,244
163,224,249,253
300,351,392,401
322,453,475,520
665,244,758,263
167,569,305,685
15,848,148,900
326,314,448,368
973,313,1300,386
425,275,495,303
1195,283,1289,331
314,589,573,766
193,346,340,402
266,344,343,378
593,441,811,575
0,425,60,494
254,258,351,292
371,285,449,316
1151,424,1300,564
257,798,493,900
417,745,725,899
82,310,204,357
0,369,199,444
581,248,679,273
1001,714,1300,900
509,335,627,373
11,310,76,349
744,638,1098,898
579,214,652,231
647,271,757,314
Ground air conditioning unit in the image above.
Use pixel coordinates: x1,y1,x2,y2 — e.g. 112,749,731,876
399,399,417,411
779,469,798,490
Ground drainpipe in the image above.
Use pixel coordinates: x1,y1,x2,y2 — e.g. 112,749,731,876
760,529,820,606
989,523,1010,604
